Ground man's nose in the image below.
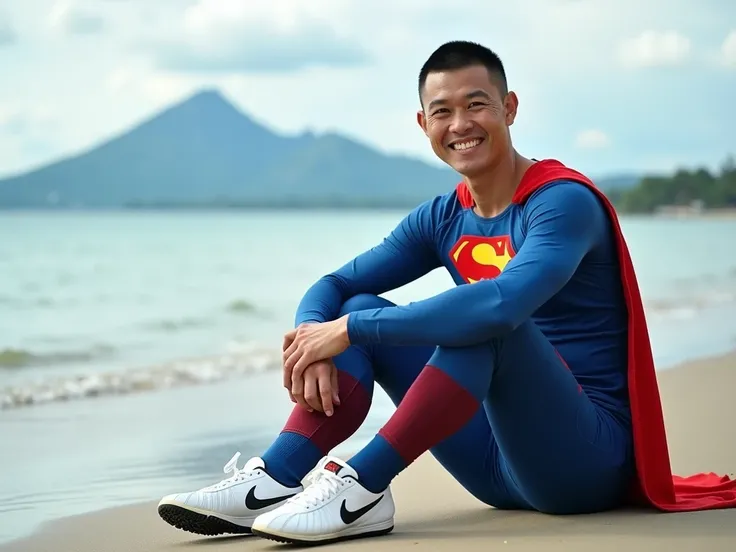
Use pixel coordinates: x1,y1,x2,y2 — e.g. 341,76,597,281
449,112,473,134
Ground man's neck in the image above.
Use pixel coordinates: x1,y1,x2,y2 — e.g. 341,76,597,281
464,151,535,218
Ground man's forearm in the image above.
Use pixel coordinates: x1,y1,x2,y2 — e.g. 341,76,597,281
294,274,350,326
345,278,516,347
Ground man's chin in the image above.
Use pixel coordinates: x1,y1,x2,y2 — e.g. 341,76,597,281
449,158,489,179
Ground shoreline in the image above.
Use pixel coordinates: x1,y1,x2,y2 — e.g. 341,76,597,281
2,348,735,551
4,307,733,413
653,206,736,219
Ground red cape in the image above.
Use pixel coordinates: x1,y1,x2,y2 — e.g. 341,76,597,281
456,158,736,511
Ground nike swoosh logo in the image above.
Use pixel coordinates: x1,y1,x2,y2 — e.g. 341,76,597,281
245,487,296,510
339,495,383,525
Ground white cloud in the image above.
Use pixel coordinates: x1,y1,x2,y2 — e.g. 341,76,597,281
0,105,59,176
146,0,369,73
181,0,338,36
575,129,611,149
48,1,105,35
105,63,200,105
0,12,16,46
721,30,736,67
617,30,691,68
0,105,56,134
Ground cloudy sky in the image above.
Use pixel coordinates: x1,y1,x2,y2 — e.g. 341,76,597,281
0,0,734,179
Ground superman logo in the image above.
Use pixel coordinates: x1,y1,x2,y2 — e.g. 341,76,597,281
449,235,516,284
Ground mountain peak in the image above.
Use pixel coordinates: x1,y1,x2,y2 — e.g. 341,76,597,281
158,88,247,123
107,86,277,153
174,88,232,110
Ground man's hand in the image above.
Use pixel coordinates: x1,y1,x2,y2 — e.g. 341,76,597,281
290,359,340,416
282,318,349,416
282,316,351,385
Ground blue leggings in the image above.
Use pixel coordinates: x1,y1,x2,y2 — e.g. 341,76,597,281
341,293,635,514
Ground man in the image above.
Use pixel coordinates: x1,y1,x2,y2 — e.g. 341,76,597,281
158,41,736,546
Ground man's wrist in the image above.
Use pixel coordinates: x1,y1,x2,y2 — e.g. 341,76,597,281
339,314,352,346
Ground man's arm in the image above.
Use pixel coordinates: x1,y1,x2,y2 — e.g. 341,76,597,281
294,198,444,326
345,182,609,346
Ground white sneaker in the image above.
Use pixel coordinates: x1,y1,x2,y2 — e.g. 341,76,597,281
251,456,395,544
157,452,303,536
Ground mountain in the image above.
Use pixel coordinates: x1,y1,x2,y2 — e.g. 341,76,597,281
0,90,460,209
0,89,641,209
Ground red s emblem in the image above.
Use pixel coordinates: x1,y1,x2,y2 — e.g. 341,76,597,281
449,235,516,284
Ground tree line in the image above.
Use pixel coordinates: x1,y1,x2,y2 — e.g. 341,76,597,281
607,154,736,213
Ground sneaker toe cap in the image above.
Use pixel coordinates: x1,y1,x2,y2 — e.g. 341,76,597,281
158,492,194,507
252,509,290,531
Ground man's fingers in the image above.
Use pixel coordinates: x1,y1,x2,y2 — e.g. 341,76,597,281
303,373,322,412
282,327,306,405
296,360,317,412
282,332,295,352
291,370,309,411
282,330,296,376
317,365,334,416
282,346,298,398
283,371,294,397
282,359,292,391
289,349,309,385
282,340,299,369
291,348,314,380
293,389,310,411
329,362,340,406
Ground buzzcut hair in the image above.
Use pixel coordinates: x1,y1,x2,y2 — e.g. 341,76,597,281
418,41,508,106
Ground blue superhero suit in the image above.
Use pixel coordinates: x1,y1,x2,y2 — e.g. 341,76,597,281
264,176,636,515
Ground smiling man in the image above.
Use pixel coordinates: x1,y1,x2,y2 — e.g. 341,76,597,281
157,40,736,546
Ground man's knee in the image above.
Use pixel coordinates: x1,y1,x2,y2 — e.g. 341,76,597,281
338,293,394,317
427,342,496,402
430,341,496,374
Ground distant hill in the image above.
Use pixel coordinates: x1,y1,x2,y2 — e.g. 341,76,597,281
0,89,641,209
591,173,640,191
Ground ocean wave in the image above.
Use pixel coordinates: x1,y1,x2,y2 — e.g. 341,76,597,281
0,296,66,308
138,298,260,332
142,317,209,332
226,299,257,314
0,345,281,411
645,289,736,320
0,344,115,369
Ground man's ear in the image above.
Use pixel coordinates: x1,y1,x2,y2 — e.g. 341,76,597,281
504,91,519,126
417,110,428,135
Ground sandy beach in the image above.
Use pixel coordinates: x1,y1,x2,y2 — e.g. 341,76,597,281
3,351,736,552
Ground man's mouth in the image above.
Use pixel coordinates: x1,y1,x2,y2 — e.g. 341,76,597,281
449,138,484,151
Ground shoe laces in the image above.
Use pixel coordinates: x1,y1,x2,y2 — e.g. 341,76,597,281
204,452,256,491
288,469,346,508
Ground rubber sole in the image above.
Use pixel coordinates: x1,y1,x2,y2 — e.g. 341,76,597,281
157,504,252,536
251,525,394,546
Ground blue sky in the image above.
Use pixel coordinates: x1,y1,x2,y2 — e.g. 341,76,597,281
0,0,734,179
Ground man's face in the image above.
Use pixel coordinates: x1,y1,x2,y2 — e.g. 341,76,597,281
417,65,518,178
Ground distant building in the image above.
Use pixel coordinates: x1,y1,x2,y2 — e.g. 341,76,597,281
654,200,705,217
